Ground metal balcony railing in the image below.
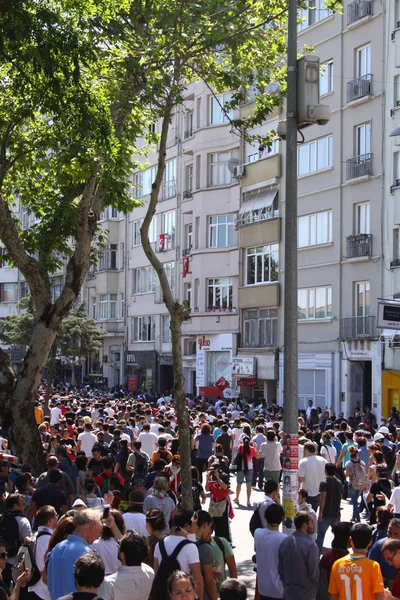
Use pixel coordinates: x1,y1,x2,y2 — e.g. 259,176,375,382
346,154,372,180
347,74,372,103
346,233,372,258
184,128,193,139
347,0,372,24
182,247,192,257
182,189,193,199
340,316,375,340
161,181,176,201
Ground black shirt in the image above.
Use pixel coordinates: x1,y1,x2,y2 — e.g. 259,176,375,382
319,476,343,519
58,593,103,600
31,483,68,516
216,433,232,457
87,458,103,476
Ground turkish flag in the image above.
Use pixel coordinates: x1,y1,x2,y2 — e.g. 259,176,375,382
183,256,189,278
159,234,165,251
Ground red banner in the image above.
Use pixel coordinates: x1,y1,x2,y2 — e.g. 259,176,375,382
159,234,165,251
183,256,189,278
127,376,137,392
215,376,230,392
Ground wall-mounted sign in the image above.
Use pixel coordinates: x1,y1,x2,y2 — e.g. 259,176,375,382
232,356,256,377
237,378,257,387
377,302,400,330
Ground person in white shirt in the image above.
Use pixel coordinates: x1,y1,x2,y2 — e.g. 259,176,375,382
50,403,62,425
77,423,98,457
122,492,149,537
138,424,159,456
92,510,125,575
306,399,314,421
99,530,154,600
105,404,115,418
157,396,166,407
320,432,337,463
29,505,58,600
255,503,286,599
259,431,283,484
298,442,327,511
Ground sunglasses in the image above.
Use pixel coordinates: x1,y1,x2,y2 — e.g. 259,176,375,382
386,551,398,565
0,553,8,559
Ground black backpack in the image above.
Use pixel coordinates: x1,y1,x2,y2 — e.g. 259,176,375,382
0,512,21,557
249,503,263,536
133,452,148,477
153,539,193,600
192,483,202,511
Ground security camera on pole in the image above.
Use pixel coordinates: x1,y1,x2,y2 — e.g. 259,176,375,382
280,15,330,534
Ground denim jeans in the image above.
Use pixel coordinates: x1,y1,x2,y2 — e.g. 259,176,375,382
348,483,361,521
308,494,321,512
252,458,265,488
316,516,339,552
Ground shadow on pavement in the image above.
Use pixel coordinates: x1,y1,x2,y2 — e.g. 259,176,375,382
236,558,256,599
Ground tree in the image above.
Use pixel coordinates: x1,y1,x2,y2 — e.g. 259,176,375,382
0,299,103,400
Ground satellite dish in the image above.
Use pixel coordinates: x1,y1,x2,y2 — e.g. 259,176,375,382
227,158,240,174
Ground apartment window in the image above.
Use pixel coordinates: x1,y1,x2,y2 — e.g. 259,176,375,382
162,159,177,200
357,45,371,77
320,61,334,95
0,283,16,303
99,244,118,270
394,229,400,262
132,316,155,342
247,139,279,163
21,207,39,230
185,282,192,307
244,308,277,347
185,224,193,250
209,215,234,248
110,294,117,319
20,281,29,299
355,202,370,234
298,286,332,320
163,315,172,343
209,150,238,186
298,210,333,247
92,299,96,320
0,248,9,269
185,111,194,137
185,165,193,193
210,93,233,125
298,135,333,176
161,211,176,250
184,338,197,355
51,276,63,301
143,166,157,196
164,262,175,294
207,278,233,309
133,266,156,294
299,370,326,408
246,244,279,285
120,293,124,321
133,172,143,198
133,218,156,246
356,281,370,316
356,122,371,156
99,295,108,319
298,0,331,30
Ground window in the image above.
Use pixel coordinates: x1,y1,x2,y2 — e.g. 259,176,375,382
298,135,333,175
355,281,370,316
98,294,118,319
164,262,175,294
210,93,233,125
162,159,176,200
357,45,371,77
161,211,176,250
298,286,332,320
395,152,400,186
185,111,194,137
21,207,39,230
133,218,157,246
244,308,278,347
0,247,9,268
299,370,326,410
185,282,192,308
51,276,63,301
163,315,171,342
99,207,118,221
143,166,157,196
0,283,16,303
99,244,118,270
132,316,155,341
320,61,334,95
92,299,96,320
298,210,333,247
207,278,233,309
20,282,29,299
184,338,197,355
355,202,370,234
298,0,331,30
246,245,279,285
185,224,193,250
133,266,156,294
110,294,117,319
185,165,193,192
356,122,371,156
209,150,238,186
133,172,143,198
246,139,279,163
209,215,234,248
99,295,108,319
395,75,400,107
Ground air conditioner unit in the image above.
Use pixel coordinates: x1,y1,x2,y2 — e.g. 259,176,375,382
233,165,246,178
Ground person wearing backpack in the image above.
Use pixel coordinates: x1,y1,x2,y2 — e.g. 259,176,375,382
125,441,150,482
95,457,124,495
0,493,32,583
345,445,368,523
152,439,172,465
27,505,58,600
153,510,203,600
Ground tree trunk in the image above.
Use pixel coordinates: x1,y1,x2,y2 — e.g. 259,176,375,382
45,343,57,405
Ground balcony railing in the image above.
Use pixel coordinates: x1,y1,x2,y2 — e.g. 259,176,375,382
391,258,400,269
346,154,372,180
347,0,372,24
346,233,372,258
391,179,400,193
340,316,375,340
182,189,193,199
182,247,192,257
347,74,372,103
161,181,176,201
235,209,279,229
184,128,193,139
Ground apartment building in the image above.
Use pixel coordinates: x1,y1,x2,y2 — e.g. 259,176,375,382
1,0,398,416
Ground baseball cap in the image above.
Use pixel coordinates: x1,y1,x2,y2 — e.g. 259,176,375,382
379,426,390,435
373,432,384,441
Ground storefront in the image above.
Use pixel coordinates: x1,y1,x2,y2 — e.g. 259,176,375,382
195,333,234,394
235,352,277,401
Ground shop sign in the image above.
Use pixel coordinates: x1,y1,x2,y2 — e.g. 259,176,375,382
232,356,256,377
378,302,400,330
127,376,137,391
198,335,211,350
237,378,257,387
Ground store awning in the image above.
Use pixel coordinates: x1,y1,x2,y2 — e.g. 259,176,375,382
238,187,278,214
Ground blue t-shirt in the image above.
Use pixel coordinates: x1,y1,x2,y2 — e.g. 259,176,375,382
196,433,214,459
48,535,92,600
368,537,397,581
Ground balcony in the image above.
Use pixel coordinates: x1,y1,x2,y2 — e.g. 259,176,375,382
347,0,372,25
184,128,193,139
346,233,372,258
182,247,192,257
340,316,375,340
346,154,372,180
347,74,372,103
182,189,193,199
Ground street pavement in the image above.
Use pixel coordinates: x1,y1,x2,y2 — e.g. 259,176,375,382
228,486,355,599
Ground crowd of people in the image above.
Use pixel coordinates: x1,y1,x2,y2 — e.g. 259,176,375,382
2,387,400,600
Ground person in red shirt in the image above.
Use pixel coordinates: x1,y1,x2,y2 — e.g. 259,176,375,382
382,538,400,598
319,521,351,599
95,457,124,494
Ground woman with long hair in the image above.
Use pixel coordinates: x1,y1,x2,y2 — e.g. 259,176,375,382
168,571,196,600
234,435,257,506
92,509,125,574
145,508,166,568
368,450,386,484
345,445,367,522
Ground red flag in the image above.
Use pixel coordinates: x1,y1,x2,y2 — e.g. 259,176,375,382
159,234,165,251
183,256,189,277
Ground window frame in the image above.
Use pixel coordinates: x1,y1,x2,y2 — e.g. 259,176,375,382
298,210,333,248
208,214,235,248
245,244,279,286
297,286,332,320
243,308,278,348
208,150,238,187
132,316,155,342
320,60,334,96
298,135,333,176
210,93,233,125
207,277,233,309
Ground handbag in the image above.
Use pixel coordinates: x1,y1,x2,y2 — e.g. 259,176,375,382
209,497,227,517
